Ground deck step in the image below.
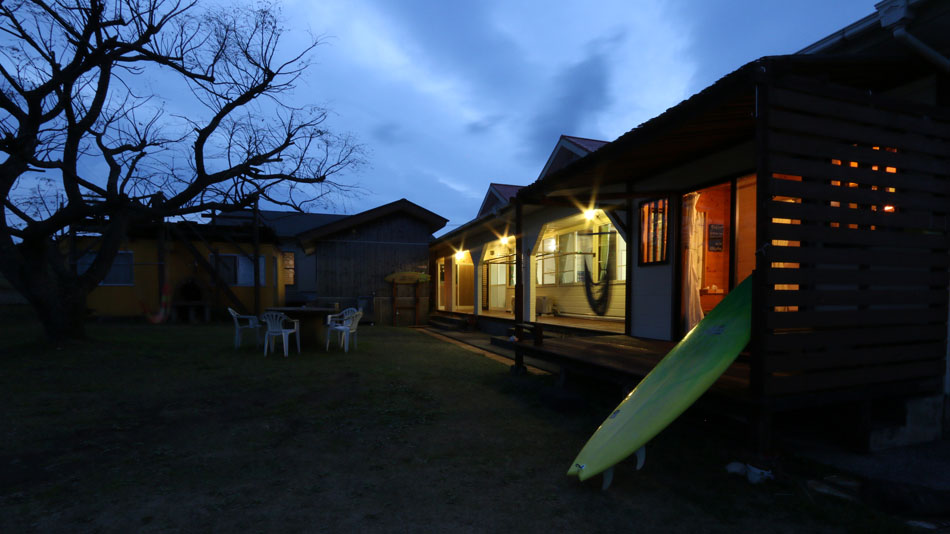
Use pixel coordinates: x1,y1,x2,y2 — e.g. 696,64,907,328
428,313,470,331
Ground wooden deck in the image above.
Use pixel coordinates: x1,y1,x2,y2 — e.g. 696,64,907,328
492,334,752,401
477,309,625,334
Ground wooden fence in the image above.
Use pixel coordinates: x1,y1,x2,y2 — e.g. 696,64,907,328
757,76,950,402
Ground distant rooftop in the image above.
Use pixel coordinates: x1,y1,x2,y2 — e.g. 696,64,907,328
562,135,608,153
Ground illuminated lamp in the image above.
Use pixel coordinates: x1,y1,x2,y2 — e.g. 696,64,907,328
500,236,509,245
584,209,596,220
455,250,466,261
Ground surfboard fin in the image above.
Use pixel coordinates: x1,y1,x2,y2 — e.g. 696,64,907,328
601,466,614,491
635,446,646,470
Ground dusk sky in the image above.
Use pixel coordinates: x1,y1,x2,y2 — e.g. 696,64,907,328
249,1,875,232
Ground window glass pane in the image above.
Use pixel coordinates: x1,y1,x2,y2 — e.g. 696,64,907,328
79,251,134,285
617,233,627,281
213,255,237,285
558,233,575,283
639,199,668,264
542,256,556,285
104,252,134,285
282,252,295,285
236,256,266,286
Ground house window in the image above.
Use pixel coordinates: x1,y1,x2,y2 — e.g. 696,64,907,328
596,224,614,281
210,254,266,286
78,251,134,286
536,237,557,285
617,234,627,281
282,252,295,286
558,233,576,284
640,198,668,264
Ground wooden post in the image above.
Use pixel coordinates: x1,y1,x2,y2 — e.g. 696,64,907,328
512,198,526,374
157,216,165,301
751,72,772,452
625,183,634,336
253,198,261,316
751,76,771,400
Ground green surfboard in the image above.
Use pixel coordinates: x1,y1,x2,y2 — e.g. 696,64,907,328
567,274,753,482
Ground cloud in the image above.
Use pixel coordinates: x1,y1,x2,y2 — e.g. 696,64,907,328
526,45,614,158
371,122,406,145
465,115,504,135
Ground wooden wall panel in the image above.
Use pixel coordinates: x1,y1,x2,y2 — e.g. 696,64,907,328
760,79,950,398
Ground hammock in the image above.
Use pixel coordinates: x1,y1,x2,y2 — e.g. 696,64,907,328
139,284,171,324
582,254,612,316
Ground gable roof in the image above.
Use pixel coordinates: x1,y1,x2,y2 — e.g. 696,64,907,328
537,134,608,180
297,198,448,251
522,54,943,201
562,135,609,153
210,209,347,238
476,182,524,218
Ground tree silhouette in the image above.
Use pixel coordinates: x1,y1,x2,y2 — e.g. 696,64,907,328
0,0,363,342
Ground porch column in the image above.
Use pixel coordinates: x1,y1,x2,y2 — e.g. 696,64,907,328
470,245,484,317
625,188,634,336
515,200,524,326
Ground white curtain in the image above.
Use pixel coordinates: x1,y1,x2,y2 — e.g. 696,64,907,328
683,193,705,332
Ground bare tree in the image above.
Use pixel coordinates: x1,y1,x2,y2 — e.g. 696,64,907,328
0,0,364,342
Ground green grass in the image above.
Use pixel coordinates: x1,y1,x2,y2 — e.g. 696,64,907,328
0,317,912,533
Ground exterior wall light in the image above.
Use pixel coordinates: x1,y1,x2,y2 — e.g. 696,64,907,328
584,209,596,220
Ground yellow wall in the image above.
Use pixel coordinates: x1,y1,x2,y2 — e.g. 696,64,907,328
81,235,285,318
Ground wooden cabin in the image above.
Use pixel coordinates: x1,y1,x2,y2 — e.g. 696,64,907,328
298,199,448,326
431,0,950,449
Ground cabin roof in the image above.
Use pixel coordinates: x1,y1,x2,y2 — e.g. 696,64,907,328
520,53,940,199
297,198,448,251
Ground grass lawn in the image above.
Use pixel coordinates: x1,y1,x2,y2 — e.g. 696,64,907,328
0,312,910,532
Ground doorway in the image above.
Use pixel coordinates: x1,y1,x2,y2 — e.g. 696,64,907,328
680,175,756,332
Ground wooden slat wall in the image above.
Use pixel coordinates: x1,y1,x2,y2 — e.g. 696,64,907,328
760,79,950,398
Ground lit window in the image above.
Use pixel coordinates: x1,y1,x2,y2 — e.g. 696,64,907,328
639,198,668,264
282,251,295,286
535,237,557,285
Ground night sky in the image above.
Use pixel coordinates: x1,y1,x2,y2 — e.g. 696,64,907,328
276,0,873,233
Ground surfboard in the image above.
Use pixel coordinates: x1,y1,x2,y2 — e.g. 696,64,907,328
567,274,753,482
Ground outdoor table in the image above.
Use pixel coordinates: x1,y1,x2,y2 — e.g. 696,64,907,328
264,306,336,348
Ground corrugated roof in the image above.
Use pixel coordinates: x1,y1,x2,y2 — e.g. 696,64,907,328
212,210,347,238
562,135,608,153
489,183,523,202
298,198,448,251
521,54,938,199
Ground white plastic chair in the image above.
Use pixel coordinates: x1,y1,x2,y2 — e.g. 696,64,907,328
325,308,359,350
327,310,362,352
261,311,300,357
228,307,260,349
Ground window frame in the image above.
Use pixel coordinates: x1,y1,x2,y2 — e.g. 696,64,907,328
79,250,135,286
638,198,670,266
281,251,296,286
209,253,266,287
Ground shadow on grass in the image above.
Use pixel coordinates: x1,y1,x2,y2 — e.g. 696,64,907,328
0,316,914,533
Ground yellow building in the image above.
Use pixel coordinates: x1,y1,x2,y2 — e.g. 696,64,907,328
76,221,287,320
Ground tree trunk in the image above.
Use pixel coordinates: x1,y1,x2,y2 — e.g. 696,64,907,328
29,276,89,342
1,237,90,342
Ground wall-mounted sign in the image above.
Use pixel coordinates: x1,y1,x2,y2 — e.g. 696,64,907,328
707,224,724,252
